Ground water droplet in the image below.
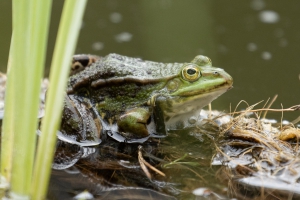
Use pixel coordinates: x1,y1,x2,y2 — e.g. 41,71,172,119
92,42,104,51
110,12,122,23
74,191,94,200
259,10,280,24
218,44,228,53
193,187,212,196
251,0,265,10
115,32,133,43
282,120,290,125
247,43,257,51
261,51,272,60
279,38,288,47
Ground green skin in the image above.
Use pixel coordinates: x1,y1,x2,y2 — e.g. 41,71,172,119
60,54,233,144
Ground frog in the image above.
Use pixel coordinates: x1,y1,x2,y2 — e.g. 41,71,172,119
59,53,233,145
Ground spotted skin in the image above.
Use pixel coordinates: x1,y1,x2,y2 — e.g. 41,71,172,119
61,53,233,144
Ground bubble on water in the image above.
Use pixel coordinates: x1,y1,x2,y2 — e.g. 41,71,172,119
279,38,288,47
92,42,104,51
110,12,122,23
218,44,228,53
261,118,277,124
282,120,290,125
261,51,272,60
193,187,212,196
74,191,94,200
259,10,280,24
115,32,133,43
251,0,265,10
247,43,257,51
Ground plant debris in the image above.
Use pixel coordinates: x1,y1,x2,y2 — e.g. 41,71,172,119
212,100,300,199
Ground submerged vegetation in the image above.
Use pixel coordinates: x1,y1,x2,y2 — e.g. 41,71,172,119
49,98,300,199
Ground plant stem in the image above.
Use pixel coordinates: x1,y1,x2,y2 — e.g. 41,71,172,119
1,34,15,183
6,0,52,197
9,0,34,196
31,1,87,199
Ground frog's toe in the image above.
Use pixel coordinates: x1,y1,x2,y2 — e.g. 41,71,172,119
117,107,151,139
117,122,149,139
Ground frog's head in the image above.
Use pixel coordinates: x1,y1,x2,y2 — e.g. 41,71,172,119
169,55,232,102
154,55,233,129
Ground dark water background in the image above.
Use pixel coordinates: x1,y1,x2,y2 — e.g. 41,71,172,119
0,1,299,199
0,1,299,121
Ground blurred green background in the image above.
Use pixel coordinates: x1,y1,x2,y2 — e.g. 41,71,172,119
0,0,299,120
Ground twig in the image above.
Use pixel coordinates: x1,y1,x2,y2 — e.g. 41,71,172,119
230,105,300,115
262,95,278,119
138,146,165,179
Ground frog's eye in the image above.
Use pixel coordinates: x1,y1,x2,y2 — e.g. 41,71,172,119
182,65,201,82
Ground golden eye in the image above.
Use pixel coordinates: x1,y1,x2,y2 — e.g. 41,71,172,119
182,64,201,82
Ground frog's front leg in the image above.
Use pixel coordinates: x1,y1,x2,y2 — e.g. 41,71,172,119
117,107,151,139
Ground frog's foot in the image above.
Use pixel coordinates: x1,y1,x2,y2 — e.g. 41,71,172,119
117,107,151,139
60,95,102,146
70,54,101,75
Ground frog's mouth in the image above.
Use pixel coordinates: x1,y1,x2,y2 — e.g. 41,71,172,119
158,87,229,130
154,71,233,128
171,72,233,97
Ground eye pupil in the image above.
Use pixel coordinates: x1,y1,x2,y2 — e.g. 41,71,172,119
181,64,201,82
187,68,196,75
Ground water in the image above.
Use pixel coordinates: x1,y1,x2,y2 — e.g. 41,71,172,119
1,0,300,199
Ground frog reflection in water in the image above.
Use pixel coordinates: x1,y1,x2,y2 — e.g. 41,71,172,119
59,54,233,145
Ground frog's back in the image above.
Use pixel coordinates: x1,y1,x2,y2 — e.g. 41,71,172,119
67,53,182,93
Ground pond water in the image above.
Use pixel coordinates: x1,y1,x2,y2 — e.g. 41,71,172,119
0,1,299,199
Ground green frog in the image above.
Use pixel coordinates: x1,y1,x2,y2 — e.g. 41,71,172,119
59,54,233,146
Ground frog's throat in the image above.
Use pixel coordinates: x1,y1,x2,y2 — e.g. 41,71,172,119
163,87,230,118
